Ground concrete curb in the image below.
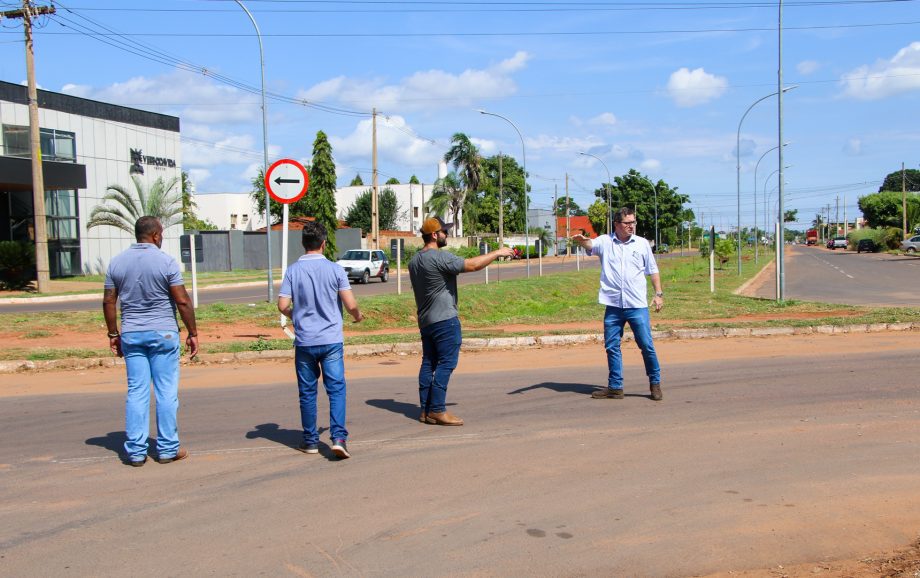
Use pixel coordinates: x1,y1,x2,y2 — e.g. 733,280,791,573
0,280,270,305
2,322,917,374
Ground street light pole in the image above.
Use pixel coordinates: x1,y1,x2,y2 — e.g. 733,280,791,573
479,110,529,278
234,0,273,301
753,143,787,264
578,152,611,235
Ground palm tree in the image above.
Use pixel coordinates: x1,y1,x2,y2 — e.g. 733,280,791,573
427,172,464,234
443,133,482,235
87,175,182,234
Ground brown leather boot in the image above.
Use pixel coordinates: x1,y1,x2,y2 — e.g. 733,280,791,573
650,384,663,401
426,411,464,426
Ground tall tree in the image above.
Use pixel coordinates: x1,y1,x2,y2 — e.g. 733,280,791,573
477,154,528,233
409,175,420,185
343,187,402,233
349,173,364,186
859,190,920,228
87,175,182,234
587,200,608,236
607,170,689,246
442,133,482,234
304,131,338,259
878,168,920,193
427,172,465,234
553,197,585,217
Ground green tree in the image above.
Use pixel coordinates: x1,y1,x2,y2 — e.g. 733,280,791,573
385,177,400,185
427,172,464,235
554,197,585,217
607,170,689,245
878,168,920,193
477,154,528,233
529,225,553,255
713,238,735,269
784,209,797,223
859,190,920,229
587,199,608,237
87,175,183,234
349,173,364,186
442,133,482,233
409,175,420,185
343,187,401,233
303,131,338,259
181,171,217,231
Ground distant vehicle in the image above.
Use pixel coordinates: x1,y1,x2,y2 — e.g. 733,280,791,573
828,236,848,250
336,249,389,284
856,239,876,253
900,235,920,253
655,243,670,254
805,229,818,245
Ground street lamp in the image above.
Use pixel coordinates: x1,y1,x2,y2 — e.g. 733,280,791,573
479,109,529,278
631,172,659,252
578,152,611,235
234,0,273,301
753,142,789,263
735,86,796,275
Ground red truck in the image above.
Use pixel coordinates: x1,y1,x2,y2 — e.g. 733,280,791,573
806,229,818,245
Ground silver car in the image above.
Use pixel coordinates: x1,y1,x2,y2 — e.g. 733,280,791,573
900,235,920,253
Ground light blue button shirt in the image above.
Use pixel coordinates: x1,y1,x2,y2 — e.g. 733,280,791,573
589,233,659,308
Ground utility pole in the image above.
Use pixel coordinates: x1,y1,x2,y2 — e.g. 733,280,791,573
843,194,847,240
553,184,557,255
4,1,56,293
371,108,379,249
835,196,840,237
903,162,907,239
565,172,570,243
498,152,503,247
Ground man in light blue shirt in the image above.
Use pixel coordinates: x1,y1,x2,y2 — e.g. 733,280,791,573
573,207,665,401
278,220,363,459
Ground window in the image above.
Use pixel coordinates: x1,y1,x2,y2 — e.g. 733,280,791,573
413,207,419,218
2,125,76,162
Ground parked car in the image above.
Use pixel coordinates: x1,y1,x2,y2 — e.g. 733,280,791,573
828,236,848,250
900,235,920,254
655,243,669,254
336,249,389,284
856,238,876,253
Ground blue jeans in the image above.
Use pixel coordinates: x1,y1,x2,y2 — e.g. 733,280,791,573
418,317,462,414
603,306,661,390
295,343,348,443
121,330,181,461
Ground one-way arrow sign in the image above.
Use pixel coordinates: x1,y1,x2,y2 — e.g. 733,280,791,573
265,159,309,204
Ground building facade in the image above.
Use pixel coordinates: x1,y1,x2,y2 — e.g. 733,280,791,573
0,80,181,277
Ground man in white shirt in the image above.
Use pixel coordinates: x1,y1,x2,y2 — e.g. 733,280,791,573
573,207,664,401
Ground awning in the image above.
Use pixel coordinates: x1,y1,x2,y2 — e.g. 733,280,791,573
0,156,87,191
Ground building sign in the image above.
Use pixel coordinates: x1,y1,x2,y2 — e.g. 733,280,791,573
129,148,176,174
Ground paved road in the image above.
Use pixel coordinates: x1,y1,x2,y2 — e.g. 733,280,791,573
2,333,918,576
0,256,601,313
751,244,920,306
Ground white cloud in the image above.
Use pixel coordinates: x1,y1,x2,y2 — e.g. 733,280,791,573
666,67,728,107
590,112,617,126
329,115,442,170
797,60,820,76
297,52,531,113
843,138,863,156
840,41,920,100
640,159,661,172
526,134,604,154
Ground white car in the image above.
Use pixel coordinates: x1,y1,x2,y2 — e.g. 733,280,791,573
336,249,390,284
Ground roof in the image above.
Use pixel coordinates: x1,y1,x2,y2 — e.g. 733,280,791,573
555,216,598,239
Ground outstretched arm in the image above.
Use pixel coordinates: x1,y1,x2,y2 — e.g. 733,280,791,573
571,233,593,252
463,247,516,273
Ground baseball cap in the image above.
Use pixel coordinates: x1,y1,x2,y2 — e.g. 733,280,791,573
420,216,453,235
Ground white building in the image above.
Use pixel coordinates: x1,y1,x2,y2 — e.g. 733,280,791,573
194,192,266,231
336,183,430,233
0,80,182,276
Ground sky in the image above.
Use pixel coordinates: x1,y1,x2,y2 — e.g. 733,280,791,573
1,0,918,232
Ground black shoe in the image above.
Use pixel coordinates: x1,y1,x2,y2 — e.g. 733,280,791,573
331,439,350,459
650,384,663,401
298,442,319,454
592,388,625,399
126,456,147,467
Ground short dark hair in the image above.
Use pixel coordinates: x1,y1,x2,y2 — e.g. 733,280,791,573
135,216,162,241
301,220,327,251
421,231,435,244
613,207,635,224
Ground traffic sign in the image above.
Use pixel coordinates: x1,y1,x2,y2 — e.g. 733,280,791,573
265,158,309,204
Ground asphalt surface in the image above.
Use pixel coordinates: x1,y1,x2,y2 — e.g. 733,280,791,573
2,334,918,576
752,244,920,306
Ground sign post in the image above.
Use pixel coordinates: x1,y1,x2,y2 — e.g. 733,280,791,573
265,158,309,338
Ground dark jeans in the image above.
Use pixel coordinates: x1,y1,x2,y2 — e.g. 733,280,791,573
418,317,462,414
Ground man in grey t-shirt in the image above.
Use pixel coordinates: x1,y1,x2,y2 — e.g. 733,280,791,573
408,217,514,426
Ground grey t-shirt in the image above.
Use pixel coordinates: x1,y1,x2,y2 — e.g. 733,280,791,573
104,243,184,333
408,248,465,329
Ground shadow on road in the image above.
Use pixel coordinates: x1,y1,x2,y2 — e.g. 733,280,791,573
85,431,131,456
366,398,419,421
245,422,325,449
507,382,597,396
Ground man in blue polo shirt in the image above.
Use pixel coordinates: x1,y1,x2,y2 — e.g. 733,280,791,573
278,220,363,459
573,207,665,401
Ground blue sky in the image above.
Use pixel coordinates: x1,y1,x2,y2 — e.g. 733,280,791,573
1,0,918,231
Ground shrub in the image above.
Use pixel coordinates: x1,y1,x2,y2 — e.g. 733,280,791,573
0,241,35,290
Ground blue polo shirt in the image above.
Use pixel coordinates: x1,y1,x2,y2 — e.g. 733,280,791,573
104,243,184,333
589,233,659,309
279,254,352,347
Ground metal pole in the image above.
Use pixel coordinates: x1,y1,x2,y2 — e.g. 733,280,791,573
753,144,782,264
777,0,786,301
736,92,778,274
479,110,529,277
233,0,272,301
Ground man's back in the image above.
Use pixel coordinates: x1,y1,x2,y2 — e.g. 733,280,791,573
408,248,465,329
279,254,350,347
105,243,182,333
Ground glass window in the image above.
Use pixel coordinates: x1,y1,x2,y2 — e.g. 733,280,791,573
3,125,75,161
2,125,30,157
